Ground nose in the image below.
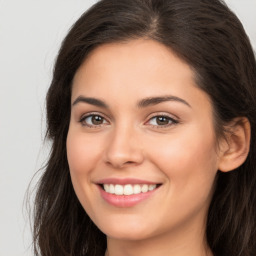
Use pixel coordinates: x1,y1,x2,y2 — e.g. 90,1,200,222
104,125,144,169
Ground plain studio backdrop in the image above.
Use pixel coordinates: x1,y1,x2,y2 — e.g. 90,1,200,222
0,1,255,255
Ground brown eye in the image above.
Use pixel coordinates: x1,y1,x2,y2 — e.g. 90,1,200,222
91,115,104,125
147,115,178,127
80,114,108,127
156,116,170,125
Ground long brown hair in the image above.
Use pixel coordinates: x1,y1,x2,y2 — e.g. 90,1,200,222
32,0,256,255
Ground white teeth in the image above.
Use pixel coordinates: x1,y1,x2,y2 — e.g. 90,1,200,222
123,184,133,195
133,184,141,194
149,184,156,191
109,184,115,194
115,185,123,195
102,184,158,195
141,184,148,193
103,184,109,193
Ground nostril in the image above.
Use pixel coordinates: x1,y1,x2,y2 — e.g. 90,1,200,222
125,161,136,164
105,159,140,169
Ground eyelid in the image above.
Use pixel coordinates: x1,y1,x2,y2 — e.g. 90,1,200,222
145,112,179,127
78,111,179,128
79,112,110,127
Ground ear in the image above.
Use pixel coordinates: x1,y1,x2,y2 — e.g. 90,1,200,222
218,117,251,172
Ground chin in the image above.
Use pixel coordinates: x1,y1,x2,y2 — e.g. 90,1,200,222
97,216,156,241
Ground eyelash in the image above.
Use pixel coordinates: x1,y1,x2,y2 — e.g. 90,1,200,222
79,113,179,128
79,112,109,128
146,115,179,128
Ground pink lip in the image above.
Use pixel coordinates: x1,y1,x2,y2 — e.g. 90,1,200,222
97,184,160,208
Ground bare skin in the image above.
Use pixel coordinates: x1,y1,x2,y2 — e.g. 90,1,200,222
67,39,250,256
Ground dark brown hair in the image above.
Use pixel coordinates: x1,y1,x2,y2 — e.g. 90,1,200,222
32,0,256,255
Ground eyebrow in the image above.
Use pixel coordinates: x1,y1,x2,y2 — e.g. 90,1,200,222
72,95,191,108
72,96,109,108
137,95,191,108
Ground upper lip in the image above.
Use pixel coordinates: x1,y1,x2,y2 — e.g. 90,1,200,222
96,178,162,185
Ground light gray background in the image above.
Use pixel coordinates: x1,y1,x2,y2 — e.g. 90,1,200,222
0,1,255,255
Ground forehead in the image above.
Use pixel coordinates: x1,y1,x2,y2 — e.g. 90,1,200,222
72,39,211,112
74,39,194,84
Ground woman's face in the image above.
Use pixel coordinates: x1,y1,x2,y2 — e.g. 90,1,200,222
67,39,221,241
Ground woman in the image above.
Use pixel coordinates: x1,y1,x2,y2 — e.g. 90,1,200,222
32,0,256,255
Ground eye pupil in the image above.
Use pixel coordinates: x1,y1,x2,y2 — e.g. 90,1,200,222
92,115,103,125
156,116,169,125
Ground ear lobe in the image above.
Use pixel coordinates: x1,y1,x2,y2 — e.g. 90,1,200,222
218,117,251,172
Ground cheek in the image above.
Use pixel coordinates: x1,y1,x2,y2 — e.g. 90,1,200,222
143,128,218,228
66,130,103,205
66,131,103,175
66,130,105,218
146,125,218,197
149,127,217,168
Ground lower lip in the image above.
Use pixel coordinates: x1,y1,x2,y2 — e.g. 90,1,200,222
98,185,159,207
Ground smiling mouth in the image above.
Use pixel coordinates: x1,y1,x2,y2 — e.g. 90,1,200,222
99,183,161,195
